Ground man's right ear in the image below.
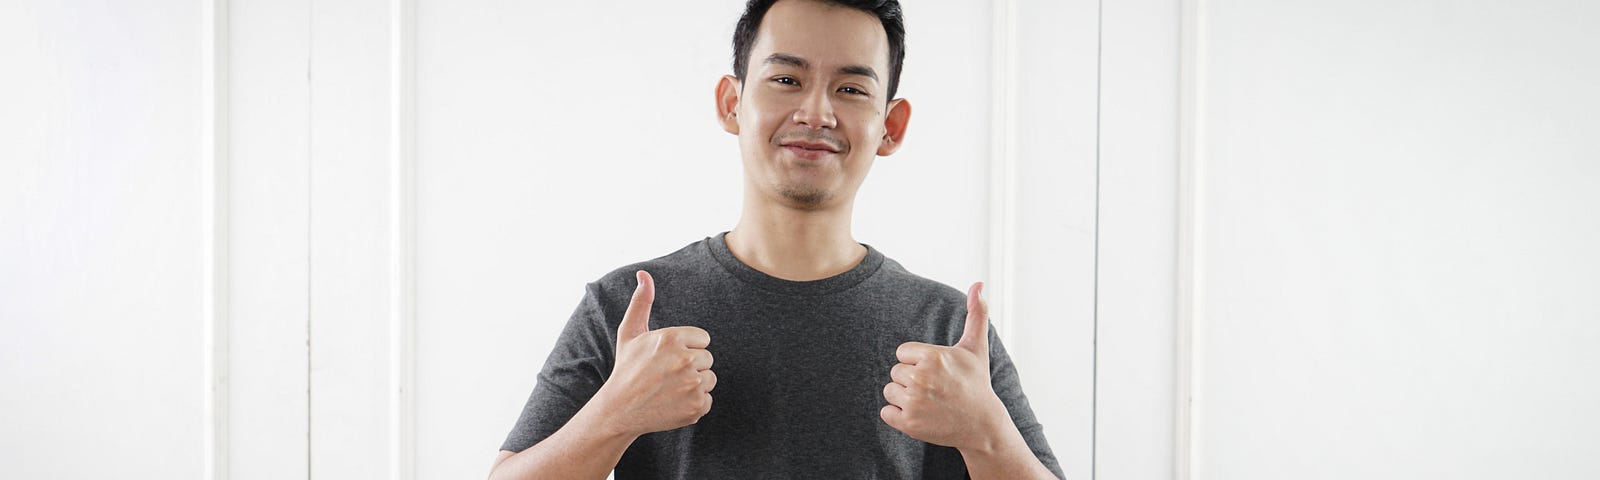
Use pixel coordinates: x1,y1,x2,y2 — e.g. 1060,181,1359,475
715,75,741,135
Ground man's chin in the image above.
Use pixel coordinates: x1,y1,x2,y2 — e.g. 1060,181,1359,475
775,185,833,210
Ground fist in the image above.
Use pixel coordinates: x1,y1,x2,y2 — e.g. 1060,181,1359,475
880,282,1009,450
595,270,716,436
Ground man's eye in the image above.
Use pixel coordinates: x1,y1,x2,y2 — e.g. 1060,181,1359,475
773,77,799,86
839,86,867,96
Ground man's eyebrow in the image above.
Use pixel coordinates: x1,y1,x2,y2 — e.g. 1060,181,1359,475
763,53,879,83
764,53,810,69
837,64,879,82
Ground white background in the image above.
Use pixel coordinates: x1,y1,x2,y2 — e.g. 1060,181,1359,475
1,0,1595,479
1190,1,1600,478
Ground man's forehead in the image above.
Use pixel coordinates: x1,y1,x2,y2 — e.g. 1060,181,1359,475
749,0,890,73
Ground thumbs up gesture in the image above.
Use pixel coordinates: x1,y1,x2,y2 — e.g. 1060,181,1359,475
591,271,716,437
880,282,1010,450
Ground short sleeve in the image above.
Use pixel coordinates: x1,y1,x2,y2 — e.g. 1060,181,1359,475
987,322,1067,480
500,282,616,452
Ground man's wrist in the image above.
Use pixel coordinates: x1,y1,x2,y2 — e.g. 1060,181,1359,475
573,388,639,442
957,417,1051,480
958,394,1019,456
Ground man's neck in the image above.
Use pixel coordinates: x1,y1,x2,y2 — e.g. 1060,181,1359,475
726,196,867,282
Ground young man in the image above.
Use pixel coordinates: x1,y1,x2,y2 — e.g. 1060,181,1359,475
489,1,1063,478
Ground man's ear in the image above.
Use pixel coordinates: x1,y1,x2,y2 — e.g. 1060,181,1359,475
876,97,912,156
715,75,742,135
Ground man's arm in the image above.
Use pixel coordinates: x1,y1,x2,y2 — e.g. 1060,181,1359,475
955,410,1061,480
488,398,638,480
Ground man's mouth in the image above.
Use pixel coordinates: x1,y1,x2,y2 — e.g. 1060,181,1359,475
780,140,840,153
782,143,838,160
778,138,844,161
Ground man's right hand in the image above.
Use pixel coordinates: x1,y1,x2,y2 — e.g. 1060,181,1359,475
487,270,715,480
591,270,716,437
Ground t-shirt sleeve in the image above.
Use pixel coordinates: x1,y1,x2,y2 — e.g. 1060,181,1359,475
500,282,615,453
987,322,1067,480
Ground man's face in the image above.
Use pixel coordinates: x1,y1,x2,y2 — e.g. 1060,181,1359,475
720,0,908,211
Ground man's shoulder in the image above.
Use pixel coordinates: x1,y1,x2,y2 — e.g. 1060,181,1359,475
584,235,719,301
852,254,977,346
864,254,969,305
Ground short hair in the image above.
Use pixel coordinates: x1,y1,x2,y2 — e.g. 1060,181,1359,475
731,0,907,101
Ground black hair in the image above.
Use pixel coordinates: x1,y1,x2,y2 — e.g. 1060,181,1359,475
731,0,906,101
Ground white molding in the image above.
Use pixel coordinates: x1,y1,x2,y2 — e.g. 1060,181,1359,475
307,0,408,473
202,0,231,478
1175,0,1205,479
988,0,1019,348
388,0,417,478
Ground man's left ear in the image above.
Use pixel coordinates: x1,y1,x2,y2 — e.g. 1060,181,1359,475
876,98,912,156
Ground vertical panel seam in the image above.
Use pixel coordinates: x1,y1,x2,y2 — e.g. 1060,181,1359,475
203,0,231,477
1175,0,1204,479
988,0,1018,355
389,0,418,478
1091,0,1103,478
305,0,315,476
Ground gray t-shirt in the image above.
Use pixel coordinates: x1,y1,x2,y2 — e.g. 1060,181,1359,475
501,232,1064,479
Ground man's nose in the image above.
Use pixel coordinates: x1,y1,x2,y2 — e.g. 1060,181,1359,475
791,85,838,129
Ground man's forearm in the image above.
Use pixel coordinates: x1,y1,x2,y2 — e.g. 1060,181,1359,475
488,399,636,480
958,420,1060,480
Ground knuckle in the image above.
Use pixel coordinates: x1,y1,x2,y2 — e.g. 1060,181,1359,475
895,343,914,357
685,398,710,419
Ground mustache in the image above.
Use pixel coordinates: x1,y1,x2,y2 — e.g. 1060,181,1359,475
773,129,847,152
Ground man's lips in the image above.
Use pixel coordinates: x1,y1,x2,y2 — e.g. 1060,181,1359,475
779,140,843,161
782,144,838,160
780,140,840,153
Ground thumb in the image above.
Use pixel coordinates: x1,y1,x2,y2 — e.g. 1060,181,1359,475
955,281,989,358
617,270,655,345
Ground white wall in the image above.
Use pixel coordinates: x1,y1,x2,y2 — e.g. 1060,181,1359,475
16,0,1594,479
1187,0,1600,478
1097,0,1182,478
0,1,209,478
